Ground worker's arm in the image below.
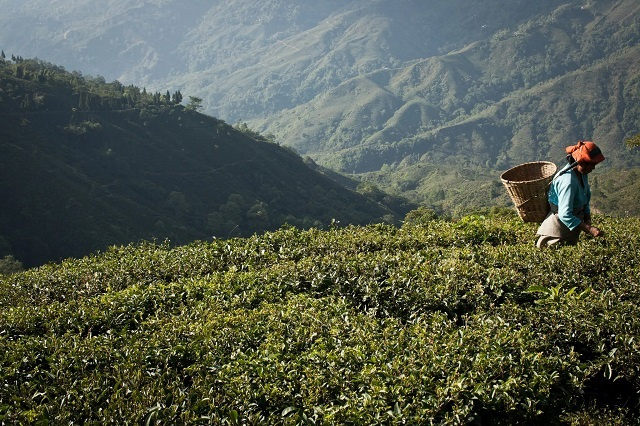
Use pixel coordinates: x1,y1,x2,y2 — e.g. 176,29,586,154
578,220,602,237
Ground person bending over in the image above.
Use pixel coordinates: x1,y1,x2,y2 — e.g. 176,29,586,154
536,140,605,248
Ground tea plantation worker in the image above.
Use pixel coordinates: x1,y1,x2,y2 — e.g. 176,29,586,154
536,140,605,248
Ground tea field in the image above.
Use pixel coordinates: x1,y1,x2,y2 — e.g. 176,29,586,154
1,212,639,424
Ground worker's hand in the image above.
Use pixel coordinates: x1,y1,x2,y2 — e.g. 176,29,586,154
580,221,603,237
588,225,603,237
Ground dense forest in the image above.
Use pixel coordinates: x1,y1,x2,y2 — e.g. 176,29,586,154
0,55,411,268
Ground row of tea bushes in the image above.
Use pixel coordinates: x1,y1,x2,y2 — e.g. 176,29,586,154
1,213,639,423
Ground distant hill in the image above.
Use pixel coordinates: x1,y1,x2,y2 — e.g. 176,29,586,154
0,58,410,267
1,0,639,214
250,0,640,213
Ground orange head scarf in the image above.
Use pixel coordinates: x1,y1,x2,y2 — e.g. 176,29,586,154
566,140,605,165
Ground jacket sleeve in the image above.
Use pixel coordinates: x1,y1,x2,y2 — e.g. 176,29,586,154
554,175,581,231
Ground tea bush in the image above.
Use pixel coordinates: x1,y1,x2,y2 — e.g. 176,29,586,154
1,214,639,424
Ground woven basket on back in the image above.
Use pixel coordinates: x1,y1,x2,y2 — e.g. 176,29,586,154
500,161,557,223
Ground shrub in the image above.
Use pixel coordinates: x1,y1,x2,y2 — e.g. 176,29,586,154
1,214,639,423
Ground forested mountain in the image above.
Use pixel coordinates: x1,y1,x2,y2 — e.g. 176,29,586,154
1,0,639,213
0,58,409,267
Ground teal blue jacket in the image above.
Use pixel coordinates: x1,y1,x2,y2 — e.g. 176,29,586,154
548,169,591,231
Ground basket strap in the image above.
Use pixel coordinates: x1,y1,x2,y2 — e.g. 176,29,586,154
548,160,578,186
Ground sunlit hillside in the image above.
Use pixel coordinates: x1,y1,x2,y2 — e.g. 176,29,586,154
2,0,639,215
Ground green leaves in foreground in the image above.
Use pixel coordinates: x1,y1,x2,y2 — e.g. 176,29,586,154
526,284,592,305
1,214,639,424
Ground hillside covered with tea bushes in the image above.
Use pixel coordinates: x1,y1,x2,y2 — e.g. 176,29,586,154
1,212,639,424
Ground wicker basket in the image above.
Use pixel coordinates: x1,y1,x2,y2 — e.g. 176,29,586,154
500,161,557,223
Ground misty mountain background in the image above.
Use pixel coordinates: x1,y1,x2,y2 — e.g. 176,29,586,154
1,0,639,215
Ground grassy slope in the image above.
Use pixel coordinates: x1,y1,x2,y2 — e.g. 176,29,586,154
253,0,640,215
1,213,639,424
259,0,640,164
591,168,640,216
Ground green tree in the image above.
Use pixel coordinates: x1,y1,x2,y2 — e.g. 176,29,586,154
247,201,270,228
0,255,24,275
234,121,269,141
627,134,640,148
206,212,225,233
78,91,88,109
186,96,203,111
403,206,438,225
167,191,189,217
172,90,183,105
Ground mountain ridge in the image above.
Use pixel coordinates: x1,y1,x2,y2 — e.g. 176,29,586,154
1,0,639,218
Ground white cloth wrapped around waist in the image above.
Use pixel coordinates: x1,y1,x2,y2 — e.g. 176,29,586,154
536,203,585,244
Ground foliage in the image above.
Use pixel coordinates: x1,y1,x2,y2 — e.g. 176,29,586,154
0,57,408,268
234,121,276,143
186,96,203,111
0,255,23,275
1,213,639,424
3,0,640,221
240,0,640,211
590,168,640,217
